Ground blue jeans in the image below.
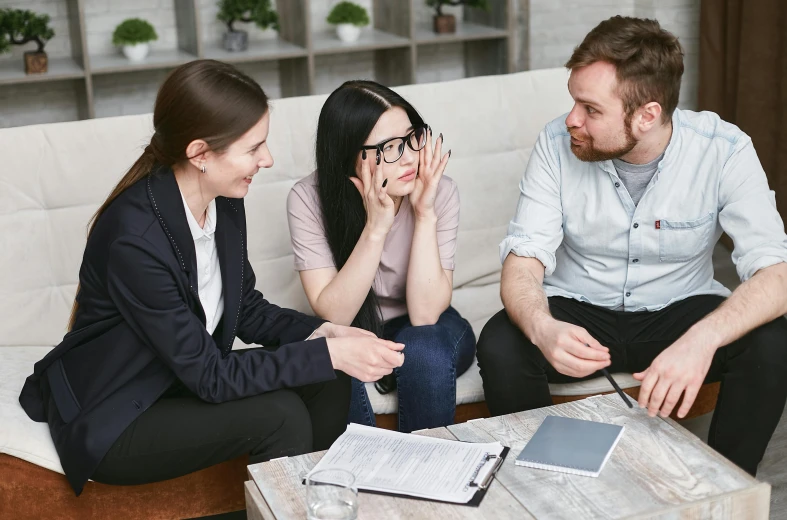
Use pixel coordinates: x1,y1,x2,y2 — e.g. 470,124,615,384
348,306,476,433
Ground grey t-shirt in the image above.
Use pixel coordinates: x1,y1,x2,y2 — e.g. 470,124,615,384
612,152,663,206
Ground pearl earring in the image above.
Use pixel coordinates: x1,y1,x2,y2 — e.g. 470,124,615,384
200,163,206,174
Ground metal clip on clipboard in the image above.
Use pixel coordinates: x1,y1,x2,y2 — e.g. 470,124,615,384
468,452,505,490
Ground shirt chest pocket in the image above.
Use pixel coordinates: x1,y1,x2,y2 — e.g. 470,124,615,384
658,213,715,262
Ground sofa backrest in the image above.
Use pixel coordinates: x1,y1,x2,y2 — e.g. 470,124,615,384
0,68,572,348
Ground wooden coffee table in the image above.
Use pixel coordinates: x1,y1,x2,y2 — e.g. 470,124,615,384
245,394,770,519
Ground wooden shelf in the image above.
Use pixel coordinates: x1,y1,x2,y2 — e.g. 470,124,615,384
0,57,85,86
414,22,509,44
312,29,410,55
0,0,518,128
203,39,308,63
90,50,198,75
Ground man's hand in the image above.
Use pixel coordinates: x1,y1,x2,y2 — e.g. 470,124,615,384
533,318,611,378
633,329,717,418
310,322,377,340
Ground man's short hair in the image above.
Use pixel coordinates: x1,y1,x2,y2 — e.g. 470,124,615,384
565,16,684,123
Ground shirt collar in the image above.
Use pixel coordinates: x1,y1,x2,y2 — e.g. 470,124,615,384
180,190,217,240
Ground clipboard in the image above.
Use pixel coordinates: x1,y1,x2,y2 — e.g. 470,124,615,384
465,446,510,506
304,446,510,507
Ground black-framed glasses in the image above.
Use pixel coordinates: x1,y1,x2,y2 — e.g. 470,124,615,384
360,125,428,164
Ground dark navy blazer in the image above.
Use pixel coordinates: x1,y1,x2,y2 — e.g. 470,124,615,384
19,167,335,495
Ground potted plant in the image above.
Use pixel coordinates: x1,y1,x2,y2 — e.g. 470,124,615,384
217,0,279,52
0,8,55,74
425,0,489,34
113,18,158,62
326,2,370,43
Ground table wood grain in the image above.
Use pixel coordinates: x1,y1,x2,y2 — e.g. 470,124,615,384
247,394,770,519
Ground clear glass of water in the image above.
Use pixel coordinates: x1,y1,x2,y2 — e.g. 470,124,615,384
306,469,358,520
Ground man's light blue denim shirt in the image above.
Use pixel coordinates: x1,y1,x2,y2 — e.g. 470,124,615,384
500,108,787,311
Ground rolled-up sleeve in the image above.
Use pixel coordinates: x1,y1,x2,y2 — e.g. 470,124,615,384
718,135,787,282
499,126,564,276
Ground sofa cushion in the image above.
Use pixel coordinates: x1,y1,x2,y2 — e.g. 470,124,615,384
0,347,63,474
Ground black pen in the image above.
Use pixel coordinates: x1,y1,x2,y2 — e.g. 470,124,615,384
586,343,633,408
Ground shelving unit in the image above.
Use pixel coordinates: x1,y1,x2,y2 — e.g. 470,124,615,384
0,0,517,127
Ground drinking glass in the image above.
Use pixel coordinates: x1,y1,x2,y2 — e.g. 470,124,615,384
306,469,358,520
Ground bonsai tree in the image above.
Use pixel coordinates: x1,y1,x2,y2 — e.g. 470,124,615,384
327,2,370,27
112,18,158,47
0,8,55,73
217,0,279,33
426,0,490,17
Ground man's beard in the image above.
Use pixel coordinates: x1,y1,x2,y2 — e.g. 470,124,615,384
569,116,637,162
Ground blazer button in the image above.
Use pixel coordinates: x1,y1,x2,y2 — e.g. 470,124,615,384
625,292,631,297
615,182,621,188
633,223,639,229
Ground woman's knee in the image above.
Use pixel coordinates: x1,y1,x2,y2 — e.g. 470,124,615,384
395,322,456,368
249,390,313,460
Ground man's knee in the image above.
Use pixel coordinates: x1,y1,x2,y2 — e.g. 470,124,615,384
477,309,524,363
744,317,787,383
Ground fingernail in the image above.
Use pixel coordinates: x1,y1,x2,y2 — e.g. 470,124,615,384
439,133,443,141
382,179,388,188
429,126,432,135
362,150,367,160
448,149,452,157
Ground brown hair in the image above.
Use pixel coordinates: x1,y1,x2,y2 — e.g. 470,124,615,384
67,59,270,330
565,16,684,123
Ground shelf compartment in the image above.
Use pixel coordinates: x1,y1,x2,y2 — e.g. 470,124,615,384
312,29,410,56
414,22,509,45
89,50,198,75
203,39,308,63
0,58,85,86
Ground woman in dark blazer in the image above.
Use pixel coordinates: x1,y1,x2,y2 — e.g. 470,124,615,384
18,60,405,496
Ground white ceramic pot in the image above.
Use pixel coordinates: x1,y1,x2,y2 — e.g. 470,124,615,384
122,43,150,62
336,24,361,43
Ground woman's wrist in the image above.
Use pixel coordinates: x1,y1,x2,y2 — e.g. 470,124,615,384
325,338,341,370
413,209,437,224
363,222,390,242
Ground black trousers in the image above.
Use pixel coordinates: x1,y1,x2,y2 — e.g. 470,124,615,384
92,371,351,485
476,295,787,475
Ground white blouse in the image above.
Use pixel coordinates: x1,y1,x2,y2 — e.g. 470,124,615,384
180,192,224,334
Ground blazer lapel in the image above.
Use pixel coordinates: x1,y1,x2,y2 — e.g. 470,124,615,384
146,167,205,323
215,197,243,355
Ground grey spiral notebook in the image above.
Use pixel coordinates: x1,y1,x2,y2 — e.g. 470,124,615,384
515,416,624,477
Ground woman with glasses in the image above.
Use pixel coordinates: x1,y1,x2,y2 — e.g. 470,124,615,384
286,80,476,433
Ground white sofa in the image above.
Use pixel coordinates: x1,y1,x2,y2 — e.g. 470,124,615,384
0,67,643,477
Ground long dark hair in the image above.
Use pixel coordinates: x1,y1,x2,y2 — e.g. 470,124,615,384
315,80,425,335
68,59,270,331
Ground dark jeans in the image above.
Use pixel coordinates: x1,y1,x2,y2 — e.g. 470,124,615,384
349,306,477,433
476,295,787,476
92,371,351,485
